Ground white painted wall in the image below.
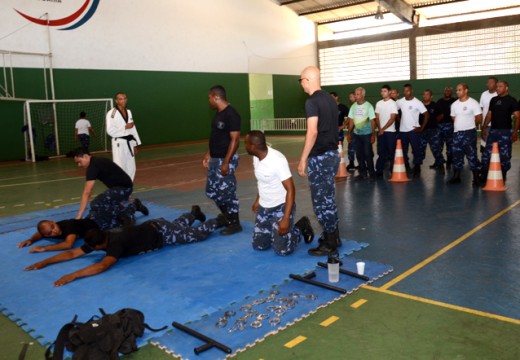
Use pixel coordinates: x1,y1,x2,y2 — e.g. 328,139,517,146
0,0,316,74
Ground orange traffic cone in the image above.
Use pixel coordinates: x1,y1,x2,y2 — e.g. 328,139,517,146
483,142,506,191
335,142,349,180
389,139,410,182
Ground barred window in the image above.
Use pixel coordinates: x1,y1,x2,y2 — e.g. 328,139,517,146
319,38,410,85
416,25,520,79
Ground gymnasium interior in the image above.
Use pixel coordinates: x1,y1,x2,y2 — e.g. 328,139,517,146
1,1,520,359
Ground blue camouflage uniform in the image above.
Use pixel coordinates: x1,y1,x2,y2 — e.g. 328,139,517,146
206,104,242,216
481,94,519,176
436,97,456,164
420,101,444,166
84,156,134,231
452,130,481,171
450,97,482,172
305,90,340,233
150,214,219,245
253,204,302,256
206,154,240,215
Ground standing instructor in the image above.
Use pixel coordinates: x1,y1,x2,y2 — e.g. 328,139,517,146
203,85,242,235
106,92,142,180
297,66,341,256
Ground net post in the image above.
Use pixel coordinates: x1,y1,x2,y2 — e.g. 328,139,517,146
24,101,36,163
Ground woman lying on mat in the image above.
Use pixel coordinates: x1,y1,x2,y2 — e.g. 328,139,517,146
24,206,228,286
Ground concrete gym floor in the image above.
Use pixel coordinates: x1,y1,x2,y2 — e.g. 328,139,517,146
1,136,519,359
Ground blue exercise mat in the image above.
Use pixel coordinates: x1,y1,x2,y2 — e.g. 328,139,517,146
151,257,393,360
0,202,368,350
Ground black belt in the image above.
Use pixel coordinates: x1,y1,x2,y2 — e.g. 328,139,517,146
115,135,136,157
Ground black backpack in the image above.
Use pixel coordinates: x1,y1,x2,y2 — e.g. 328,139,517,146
45,308,167,360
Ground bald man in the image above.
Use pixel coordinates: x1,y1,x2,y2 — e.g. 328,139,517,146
297,66,341,256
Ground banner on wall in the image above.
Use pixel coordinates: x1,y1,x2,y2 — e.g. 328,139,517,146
12,0,100,30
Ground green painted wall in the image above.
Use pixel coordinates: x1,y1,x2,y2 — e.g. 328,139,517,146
1,68,251,161
273,74,307,118
3,70,520,162
249,74,274,120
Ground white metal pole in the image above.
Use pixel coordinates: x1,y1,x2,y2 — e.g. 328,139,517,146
9,53,15,98
46,14,60,155
25,101,36,162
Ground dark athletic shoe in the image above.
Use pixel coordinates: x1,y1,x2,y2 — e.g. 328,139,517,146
133,198,149,216
295,216,314,244
191,205,206,222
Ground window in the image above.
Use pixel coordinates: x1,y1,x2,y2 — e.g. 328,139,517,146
319,38,410,85
417,25,520,79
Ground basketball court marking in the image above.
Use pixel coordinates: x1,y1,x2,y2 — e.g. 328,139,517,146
380,199,520,290
364,285,520,326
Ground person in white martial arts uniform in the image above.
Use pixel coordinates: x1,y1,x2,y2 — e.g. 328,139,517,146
106,92,142,180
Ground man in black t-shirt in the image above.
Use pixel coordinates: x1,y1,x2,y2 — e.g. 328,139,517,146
480,80,520,182
420,89,444,170
17,218,99,252
435,86,456,167
202,85,242,235
297,66,340,256
73,149,149,231
24,206,227,286
330,92,349,145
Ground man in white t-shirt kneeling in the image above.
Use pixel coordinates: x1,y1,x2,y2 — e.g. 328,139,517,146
245,131,314,256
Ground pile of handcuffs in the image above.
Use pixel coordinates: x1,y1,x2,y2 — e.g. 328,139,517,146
215,289,318,332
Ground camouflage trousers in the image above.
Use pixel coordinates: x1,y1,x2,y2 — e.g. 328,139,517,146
420,128,444,165
438,122,454,162
151,214,219,245
308,150,340,233
481,129,513,173
452,129,481,171
253,203,301,256
206,154,240,215
88,186,134,230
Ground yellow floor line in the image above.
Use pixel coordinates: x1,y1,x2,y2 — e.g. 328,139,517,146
351,299,367,309
320,316,339,327
284,335,307,349
364,285,520,326
381,199,520,290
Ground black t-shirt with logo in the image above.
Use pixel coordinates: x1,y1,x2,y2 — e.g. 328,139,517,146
86,157,133,188
80,221,163,259
305,90,338,157
55,219,99,239
489,95,519,130
209,105,242,158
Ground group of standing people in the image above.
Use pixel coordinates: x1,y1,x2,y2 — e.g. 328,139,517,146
333,76,520,186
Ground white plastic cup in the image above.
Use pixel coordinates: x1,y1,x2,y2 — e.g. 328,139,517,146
328,262,340,283
356,261,365,275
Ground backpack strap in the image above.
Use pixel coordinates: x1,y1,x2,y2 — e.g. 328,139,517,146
45,322,76,360
144,323,168,332
18,342,29,360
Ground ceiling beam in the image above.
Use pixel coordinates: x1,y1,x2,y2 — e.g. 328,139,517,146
299,0,372,16
379,0,418,25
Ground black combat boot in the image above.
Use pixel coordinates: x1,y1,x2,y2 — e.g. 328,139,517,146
220,212,243,235
190,205,206,222
133,198,149,216
472,171,481,187
294,216,314,243
412,165,421,178
448,170,461,184
308,230,339,256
